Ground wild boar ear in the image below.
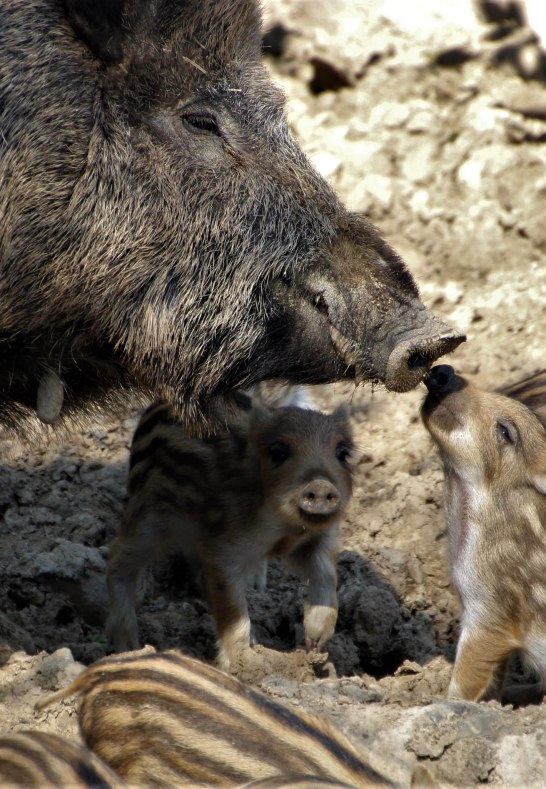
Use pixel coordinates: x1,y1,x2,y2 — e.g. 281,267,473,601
64,0,127,64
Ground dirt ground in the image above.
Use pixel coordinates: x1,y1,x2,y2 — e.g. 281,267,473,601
2,1,546,786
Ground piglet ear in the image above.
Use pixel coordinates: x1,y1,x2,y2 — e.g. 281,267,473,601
250,401,273,424
332,403,351,425
63,0,127,63
531,473,546,496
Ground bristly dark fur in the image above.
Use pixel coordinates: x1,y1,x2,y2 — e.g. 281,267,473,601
0,0,462,436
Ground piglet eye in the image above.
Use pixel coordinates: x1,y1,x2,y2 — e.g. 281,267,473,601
269,442,290,464
336,442,352,464
497,419,517,446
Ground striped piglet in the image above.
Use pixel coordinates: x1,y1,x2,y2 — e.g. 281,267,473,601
107,398,354,670
0,730,124,788
37,649,397,788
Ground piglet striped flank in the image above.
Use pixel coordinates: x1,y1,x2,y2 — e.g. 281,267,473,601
130,401,178,446
242,777,356,788
38,650,395,788
0,730,125,788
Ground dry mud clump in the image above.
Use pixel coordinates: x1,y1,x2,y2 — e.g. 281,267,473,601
2,1,546,786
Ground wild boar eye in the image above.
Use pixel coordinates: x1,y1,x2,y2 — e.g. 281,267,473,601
496,419,517,446
313,292,328,314
181,110,222,137
336,442,352,463
268,442,290,464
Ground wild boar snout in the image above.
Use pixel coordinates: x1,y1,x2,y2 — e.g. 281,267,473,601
385,331,466,393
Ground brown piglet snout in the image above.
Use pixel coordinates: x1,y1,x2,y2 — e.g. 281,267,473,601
298,478,341,517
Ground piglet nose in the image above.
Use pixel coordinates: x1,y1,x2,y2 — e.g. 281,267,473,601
299,479,340,515
425,364,456,394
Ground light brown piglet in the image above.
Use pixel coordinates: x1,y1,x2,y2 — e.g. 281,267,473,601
422,364,546,702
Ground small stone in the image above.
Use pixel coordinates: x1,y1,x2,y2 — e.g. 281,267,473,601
361,174,394,210
443,281,464,305
311,151,342,180
401,139,437,183
457,156,484,190
369,102,410,129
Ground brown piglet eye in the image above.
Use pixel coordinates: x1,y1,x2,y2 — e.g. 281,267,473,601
268,441,290,464
336,442,352,463
496,419,517,446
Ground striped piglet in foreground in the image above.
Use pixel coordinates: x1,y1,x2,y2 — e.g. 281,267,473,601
107,399,354,670
0,730,124,788
37,649,397,788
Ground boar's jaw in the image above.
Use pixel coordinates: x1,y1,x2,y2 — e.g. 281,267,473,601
297,273,465,391
329,320,464,392
383,329,466,392
267,274,465,391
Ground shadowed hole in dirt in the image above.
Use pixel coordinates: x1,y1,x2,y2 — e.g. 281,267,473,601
309,58,354,94
433,48,478,68
126,549,441,679
262,23,291,57
476,0,525,26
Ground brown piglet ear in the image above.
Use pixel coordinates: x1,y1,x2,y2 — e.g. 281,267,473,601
63,0,128,63
531,473,546,496
250,401,273,425
331,403,351,425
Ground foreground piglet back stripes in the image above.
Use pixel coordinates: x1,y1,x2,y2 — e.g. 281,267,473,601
38,650,394,788
242,777,356,787
0,730,125,788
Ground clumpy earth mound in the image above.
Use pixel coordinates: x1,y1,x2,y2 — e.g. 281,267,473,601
2,2,546,785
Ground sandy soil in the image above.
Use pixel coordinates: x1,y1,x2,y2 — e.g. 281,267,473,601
2,2,546,786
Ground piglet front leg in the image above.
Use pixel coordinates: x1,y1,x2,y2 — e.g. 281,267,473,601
449,620,517,701
202,557,251,673
291,529,339,652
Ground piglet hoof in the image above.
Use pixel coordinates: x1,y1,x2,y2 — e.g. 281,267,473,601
303,604,337,651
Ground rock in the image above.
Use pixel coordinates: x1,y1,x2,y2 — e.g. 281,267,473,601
311,151,342,180
360,174,394,210
401,139,437,183
26,540,106,580
36,647,83,691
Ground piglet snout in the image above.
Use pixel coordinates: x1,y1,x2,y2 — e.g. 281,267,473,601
425,364,457,394
299,479,340,516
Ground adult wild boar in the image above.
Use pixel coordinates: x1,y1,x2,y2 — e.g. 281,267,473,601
0,0,464,431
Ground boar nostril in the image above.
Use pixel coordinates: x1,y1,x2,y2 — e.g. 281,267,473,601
385,331,466,393
407,351,429,370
